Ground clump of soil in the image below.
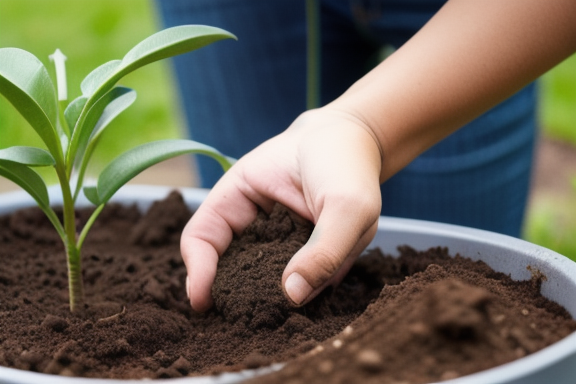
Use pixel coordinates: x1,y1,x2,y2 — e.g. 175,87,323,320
0,191,574,382
211,206,385,335
212,207,314,330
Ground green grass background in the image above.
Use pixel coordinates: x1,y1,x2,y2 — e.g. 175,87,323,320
1,0,575,259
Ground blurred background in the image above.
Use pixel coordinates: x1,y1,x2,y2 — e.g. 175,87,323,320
0,0,575,260
0,0,197,188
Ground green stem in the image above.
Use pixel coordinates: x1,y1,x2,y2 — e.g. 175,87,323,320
55,164,84,312
306,0,321,110
43,206,66,240
72,131,99,202
65,97,96,178
72,158,89,202
58,100,71,139
66,244,84,312
77,203,105,251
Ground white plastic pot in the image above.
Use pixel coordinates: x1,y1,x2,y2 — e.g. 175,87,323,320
0,185,575,384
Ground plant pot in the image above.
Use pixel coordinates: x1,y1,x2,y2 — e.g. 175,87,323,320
0,185,575,384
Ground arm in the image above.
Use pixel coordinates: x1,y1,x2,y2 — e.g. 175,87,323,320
331,0,576,182
182,0,576,312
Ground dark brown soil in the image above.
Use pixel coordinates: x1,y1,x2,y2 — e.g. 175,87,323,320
0,191,574,382
0,192,387,379
248,247,576,384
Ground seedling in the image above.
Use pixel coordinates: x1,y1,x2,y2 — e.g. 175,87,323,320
0,25,236,311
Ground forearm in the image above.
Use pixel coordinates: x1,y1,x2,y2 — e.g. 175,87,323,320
329,0,576,182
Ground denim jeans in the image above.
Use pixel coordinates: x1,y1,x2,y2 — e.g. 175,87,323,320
156,0,537,237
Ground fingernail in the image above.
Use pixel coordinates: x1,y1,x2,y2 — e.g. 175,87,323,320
285,272,313,305
185,275,190,299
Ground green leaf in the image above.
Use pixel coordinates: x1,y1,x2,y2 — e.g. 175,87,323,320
121,25,235,67
0,48,61,158
0,146,55,167
76,87,136,170
71,87,136,201
67,87,134,167
91,139,235,205
82,25,236,101
64,96,88,135
0,160,50,208
70,25,235,176
83,185,100,206
80,60,121,97
91,87,136,142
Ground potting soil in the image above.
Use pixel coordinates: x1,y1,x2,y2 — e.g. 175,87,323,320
0,191,574,382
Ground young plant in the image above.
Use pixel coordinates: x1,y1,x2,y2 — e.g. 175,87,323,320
0,25,236,312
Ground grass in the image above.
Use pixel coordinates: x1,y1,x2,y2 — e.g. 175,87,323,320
1,0,575,260
0,0,184,183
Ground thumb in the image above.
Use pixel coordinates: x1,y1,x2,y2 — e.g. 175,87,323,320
281,198,379,306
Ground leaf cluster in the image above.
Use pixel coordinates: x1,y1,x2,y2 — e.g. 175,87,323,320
0,25,236,310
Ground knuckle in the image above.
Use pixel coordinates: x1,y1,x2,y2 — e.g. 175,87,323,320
307,249,343,288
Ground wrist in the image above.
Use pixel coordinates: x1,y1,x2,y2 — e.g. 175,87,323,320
318,104,386,183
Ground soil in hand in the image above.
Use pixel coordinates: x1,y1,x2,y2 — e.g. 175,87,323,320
0,191,574,381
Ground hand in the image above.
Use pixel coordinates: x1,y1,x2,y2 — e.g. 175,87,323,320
181,107,383,312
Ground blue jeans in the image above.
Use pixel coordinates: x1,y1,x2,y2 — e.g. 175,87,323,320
156,0,537,237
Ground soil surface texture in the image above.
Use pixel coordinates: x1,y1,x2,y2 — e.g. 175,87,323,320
0,191,574,382
248,246,576,383
0,192,385,379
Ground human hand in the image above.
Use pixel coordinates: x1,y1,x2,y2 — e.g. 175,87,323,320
181,107,383,312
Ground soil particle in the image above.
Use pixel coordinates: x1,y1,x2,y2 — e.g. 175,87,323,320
0,191,574,382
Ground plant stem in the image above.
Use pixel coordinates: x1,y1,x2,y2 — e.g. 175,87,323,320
66,244,84,312
72,138,96,202
72,163,87,202
65,97,94,178
55,164,84,311
77,203,105,251
43,207,67,240
58,100,71,139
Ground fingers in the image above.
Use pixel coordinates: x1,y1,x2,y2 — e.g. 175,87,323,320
180,109,384,312
182,236,218,312
180,177,262,312
180,135,310,312
279,112,383,306
282,192,380,306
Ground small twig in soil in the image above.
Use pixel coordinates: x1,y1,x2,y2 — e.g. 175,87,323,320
97,306,126,324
